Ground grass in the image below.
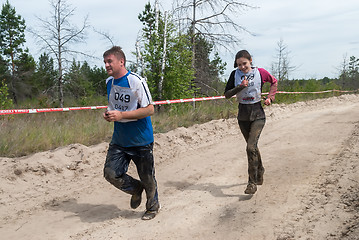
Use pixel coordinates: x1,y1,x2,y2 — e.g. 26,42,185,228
0,110,113,157
152,99,238,133
0,91,354,157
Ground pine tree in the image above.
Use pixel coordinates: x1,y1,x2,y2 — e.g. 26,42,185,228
33,53,57,97
0,0,27,102
0,0,26,75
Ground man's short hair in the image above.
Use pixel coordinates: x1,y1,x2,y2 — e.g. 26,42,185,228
103,46,126,65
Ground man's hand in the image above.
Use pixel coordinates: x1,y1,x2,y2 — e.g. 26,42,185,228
103,110,123,122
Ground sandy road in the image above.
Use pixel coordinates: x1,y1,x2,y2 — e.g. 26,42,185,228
0,95,358,240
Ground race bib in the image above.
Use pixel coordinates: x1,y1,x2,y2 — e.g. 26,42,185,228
108,80,138,122
234,68,262,104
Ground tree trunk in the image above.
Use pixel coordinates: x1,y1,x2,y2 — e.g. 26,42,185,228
57,2,64,108
191,0,196,108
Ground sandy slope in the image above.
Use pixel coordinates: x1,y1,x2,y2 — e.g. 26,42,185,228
0,94,358,240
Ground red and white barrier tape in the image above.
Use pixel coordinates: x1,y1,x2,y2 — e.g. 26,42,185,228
153,95,225,105
0,89,356,115
275,89,355,94
0,106,108,115
0,96,225,115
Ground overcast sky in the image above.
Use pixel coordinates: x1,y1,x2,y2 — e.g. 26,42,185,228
6,0,359,80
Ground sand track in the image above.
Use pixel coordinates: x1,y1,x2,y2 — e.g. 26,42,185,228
1,94,358,240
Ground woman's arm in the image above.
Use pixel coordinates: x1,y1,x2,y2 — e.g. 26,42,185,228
259,68,278,101
224,83,246,99
224,70,247,99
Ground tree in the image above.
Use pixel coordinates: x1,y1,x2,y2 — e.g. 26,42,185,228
193,34,226,96
348,56,359,89
86,65,108,97
14,49,36,99
0,0,26,75
161,33,195,100
271,38,296,82
138,2,195,102
32,53,57,96
0,0,27,102
29,0,89,107
64,60,95,99
348,56,359,74
171,0,246,98
337,54,349,89
338,55,359,90
172,0,254,68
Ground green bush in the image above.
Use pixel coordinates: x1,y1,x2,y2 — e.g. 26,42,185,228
0,79,13,109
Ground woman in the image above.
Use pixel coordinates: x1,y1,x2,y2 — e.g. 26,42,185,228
224,50,278,194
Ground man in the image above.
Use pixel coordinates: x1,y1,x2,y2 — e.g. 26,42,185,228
103,46,160,220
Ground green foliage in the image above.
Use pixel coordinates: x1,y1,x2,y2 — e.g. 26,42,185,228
273,78,342,93
15,49,35,72
0,79,13,109
193,35,227,96
87,66,108,96
160,34,196,100
20,54,108,106
14,49,36,99
337,55,359,90
138,2,195,101
138,3,226,100
152,99,237,133
348,56,359,75
261,76,344,104
137,2,227,100
347,56,359,89
32,53,57,95
65,60,95,98
0,0,31,104
138,2,156,40
63,60,107,101
0,54,9,81
0,0,26,74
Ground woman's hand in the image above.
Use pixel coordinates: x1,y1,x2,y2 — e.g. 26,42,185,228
240,76,248,87
264,98,272,106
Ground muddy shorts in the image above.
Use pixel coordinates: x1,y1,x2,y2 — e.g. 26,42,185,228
104,143,159,211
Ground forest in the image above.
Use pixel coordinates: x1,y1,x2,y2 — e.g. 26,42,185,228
1,0,358,111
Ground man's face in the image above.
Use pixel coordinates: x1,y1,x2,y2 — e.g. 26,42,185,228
104,54,124,77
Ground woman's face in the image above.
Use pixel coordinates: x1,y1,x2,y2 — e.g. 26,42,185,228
236,57,252,73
